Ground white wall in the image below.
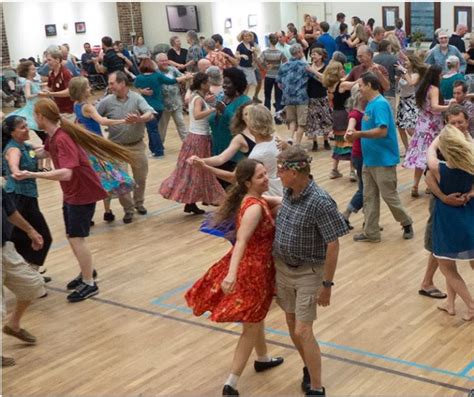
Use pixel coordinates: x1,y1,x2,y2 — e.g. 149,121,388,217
3,2,120,65
141,2,214,49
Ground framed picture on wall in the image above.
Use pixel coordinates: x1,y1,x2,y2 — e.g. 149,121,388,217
382,6,399,30
454,6,472,32
75,22,86,34
248,14,257,28
45,24,57,37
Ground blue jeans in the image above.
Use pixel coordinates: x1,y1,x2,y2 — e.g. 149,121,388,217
146,112,164,156
348,156,363,213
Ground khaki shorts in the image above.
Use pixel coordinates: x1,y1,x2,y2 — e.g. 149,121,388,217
2,242,46,317
275,258,323,322
285,104,308,127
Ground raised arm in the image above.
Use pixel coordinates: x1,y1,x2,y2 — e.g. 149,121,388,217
426,136,440,181
82,103,125,126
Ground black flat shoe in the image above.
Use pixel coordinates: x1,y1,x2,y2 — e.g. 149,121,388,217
254,357,284,372
222,385,239,396
312,141,318,151
184,203,205,215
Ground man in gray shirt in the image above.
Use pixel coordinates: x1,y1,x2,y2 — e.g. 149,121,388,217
96,71,154,224
373,40,398,113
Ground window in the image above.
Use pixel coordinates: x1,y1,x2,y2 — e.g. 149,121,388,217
404,2,441,40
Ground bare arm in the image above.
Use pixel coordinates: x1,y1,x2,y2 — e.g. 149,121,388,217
7,211,43,250
221,204,263,294
5,148,22,174
426,136,440,181
429,86,450,112
193,97,215,120
24,81,37,100
82,103,125,126
317,239,339,306
200,135,247,166
13,168,73,182
425,170,467,206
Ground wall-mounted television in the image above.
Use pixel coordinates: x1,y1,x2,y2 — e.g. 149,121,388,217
166,5,200,32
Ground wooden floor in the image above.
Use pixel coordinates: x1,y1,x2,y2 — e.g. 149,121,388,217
2,95,473,396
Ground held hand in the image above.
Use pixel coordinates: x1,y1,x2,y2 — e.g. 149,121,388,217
141,88,153,96
221,274,236,294
12,170,32,180
125,113,142,123
186,155,199,165
27,229,44,251
38,91,50,97
192,157,206,169
344,130,355,143
275,137,289,151
240,54,249,61
317,287,331,307
215,101,226,113
443,192,468,207
204,93,216,104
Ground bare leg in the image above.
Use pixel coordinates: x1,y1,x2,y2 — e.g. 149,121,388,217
398,127,409,152
295,320,322,390
420,254,441,291
67,237,93,280
289,121,297,141
295,126,304,144
437,280,456,316
8,300,31,331
438,259,474,320
253,321,268,357
254,79,262,99
333,159,339,172
413,168,423,189
230,322,261,376
285,313,305,363
103,197,111,213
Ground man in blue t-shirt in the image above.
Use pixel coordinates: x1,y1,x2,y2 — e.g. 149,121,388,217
345,72,413,242
315,21,337,63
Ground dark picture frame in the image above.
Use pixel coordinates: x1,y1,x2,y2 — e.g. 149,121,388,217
75,22,86,34
382,6,399,30
45,24,57,37
405,2,441,37
454,6,472,32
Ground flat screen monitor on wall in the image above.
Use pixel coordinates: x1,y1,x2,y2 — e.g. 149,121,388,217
166,5,200,32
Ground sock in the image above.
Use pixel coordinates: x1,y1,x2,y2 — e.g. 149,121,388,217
82,278,95,286
224,374,239,389
256,355,271,362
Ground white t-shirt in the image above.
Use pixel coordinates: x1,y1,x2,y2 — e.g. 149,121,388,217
249,138,283,196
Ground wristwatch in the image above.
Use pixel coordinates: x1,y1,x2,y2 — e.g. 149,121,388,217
322,280,334,288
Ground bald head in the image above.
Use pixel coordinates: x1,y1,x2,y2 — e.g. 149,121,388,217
198,58,211,73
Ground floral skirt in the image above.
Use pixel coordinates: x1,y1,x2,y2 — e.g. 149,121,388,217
306,97,333,138
159,133,225,204
88,155,134,198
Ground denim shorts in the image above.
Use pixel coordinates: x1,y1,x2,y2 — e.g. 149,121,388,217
63,202,96,238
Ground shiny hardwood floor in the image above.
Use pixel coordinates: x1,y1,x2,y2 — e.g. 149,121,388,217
2,94,473,396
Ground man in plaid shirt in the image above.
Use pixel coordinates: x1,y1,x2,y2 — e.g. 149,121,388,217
273,146,348,397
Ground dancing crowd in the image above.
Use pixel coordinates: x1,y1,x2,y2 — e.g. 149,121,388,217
2,10,474,397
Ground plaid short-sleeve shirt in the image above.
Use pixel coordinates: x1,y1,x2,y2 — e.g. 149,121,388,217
273,179,349,267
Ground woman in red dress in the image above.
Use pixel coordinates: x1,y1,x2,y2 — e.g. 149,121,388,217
185,159,283,396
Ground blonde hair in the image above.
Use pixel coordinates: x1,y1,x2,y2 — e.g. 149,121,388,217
347,84,366,111
438,125,474,174
245,104,274,137
385,32,401,54
47,50,63,62
354,24,368,43
322,60,344,88
237,30,251,42
34,98,134,165
68,76,89,102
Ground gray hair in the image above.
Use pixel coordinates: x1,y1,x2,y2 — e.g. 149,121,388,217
186,30,199,45
289,43,303,57
203,38,216,51
169,36,180,46
446,55,460,69
332,51,347,65
206,66,222,85
357,44,373,58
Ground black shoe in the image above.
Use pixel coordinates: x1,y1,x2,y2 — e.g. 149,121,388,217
324,140,331,150
254,357,284,372
103,210,115,222
184,203,205,215
90,220,95,227
66,269,98,290
67,282,99,303
403,224,414,240
123,212,134,224
306,387,326,396
312,141,318,152
301,366,310,393
43,276,52,283
344,218,354,230
135,205,147,215
222,385,239,396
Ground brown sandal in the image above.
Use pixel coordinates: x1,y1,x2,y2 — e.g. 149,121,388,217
411,186,419,198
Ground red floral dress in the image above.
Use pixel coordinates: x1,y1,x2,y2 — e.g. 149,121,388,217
185,197,275,323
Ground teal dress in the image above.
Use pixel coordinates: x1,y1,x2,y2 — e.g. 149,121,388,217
3,140,38,197
209,95,251,162
9,79,41,130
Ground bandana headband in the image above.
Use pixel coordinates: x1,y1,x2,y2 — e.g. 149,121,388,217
278,157,312,171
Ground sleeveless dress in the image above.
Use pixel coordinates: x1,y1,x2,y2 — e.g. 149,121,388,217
186,197,276,323
159,95,226,204
432,162,474,260
249,139,283,196
9,79,42,130
403,86,444,170
74,103,134,197
331,81,352,161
